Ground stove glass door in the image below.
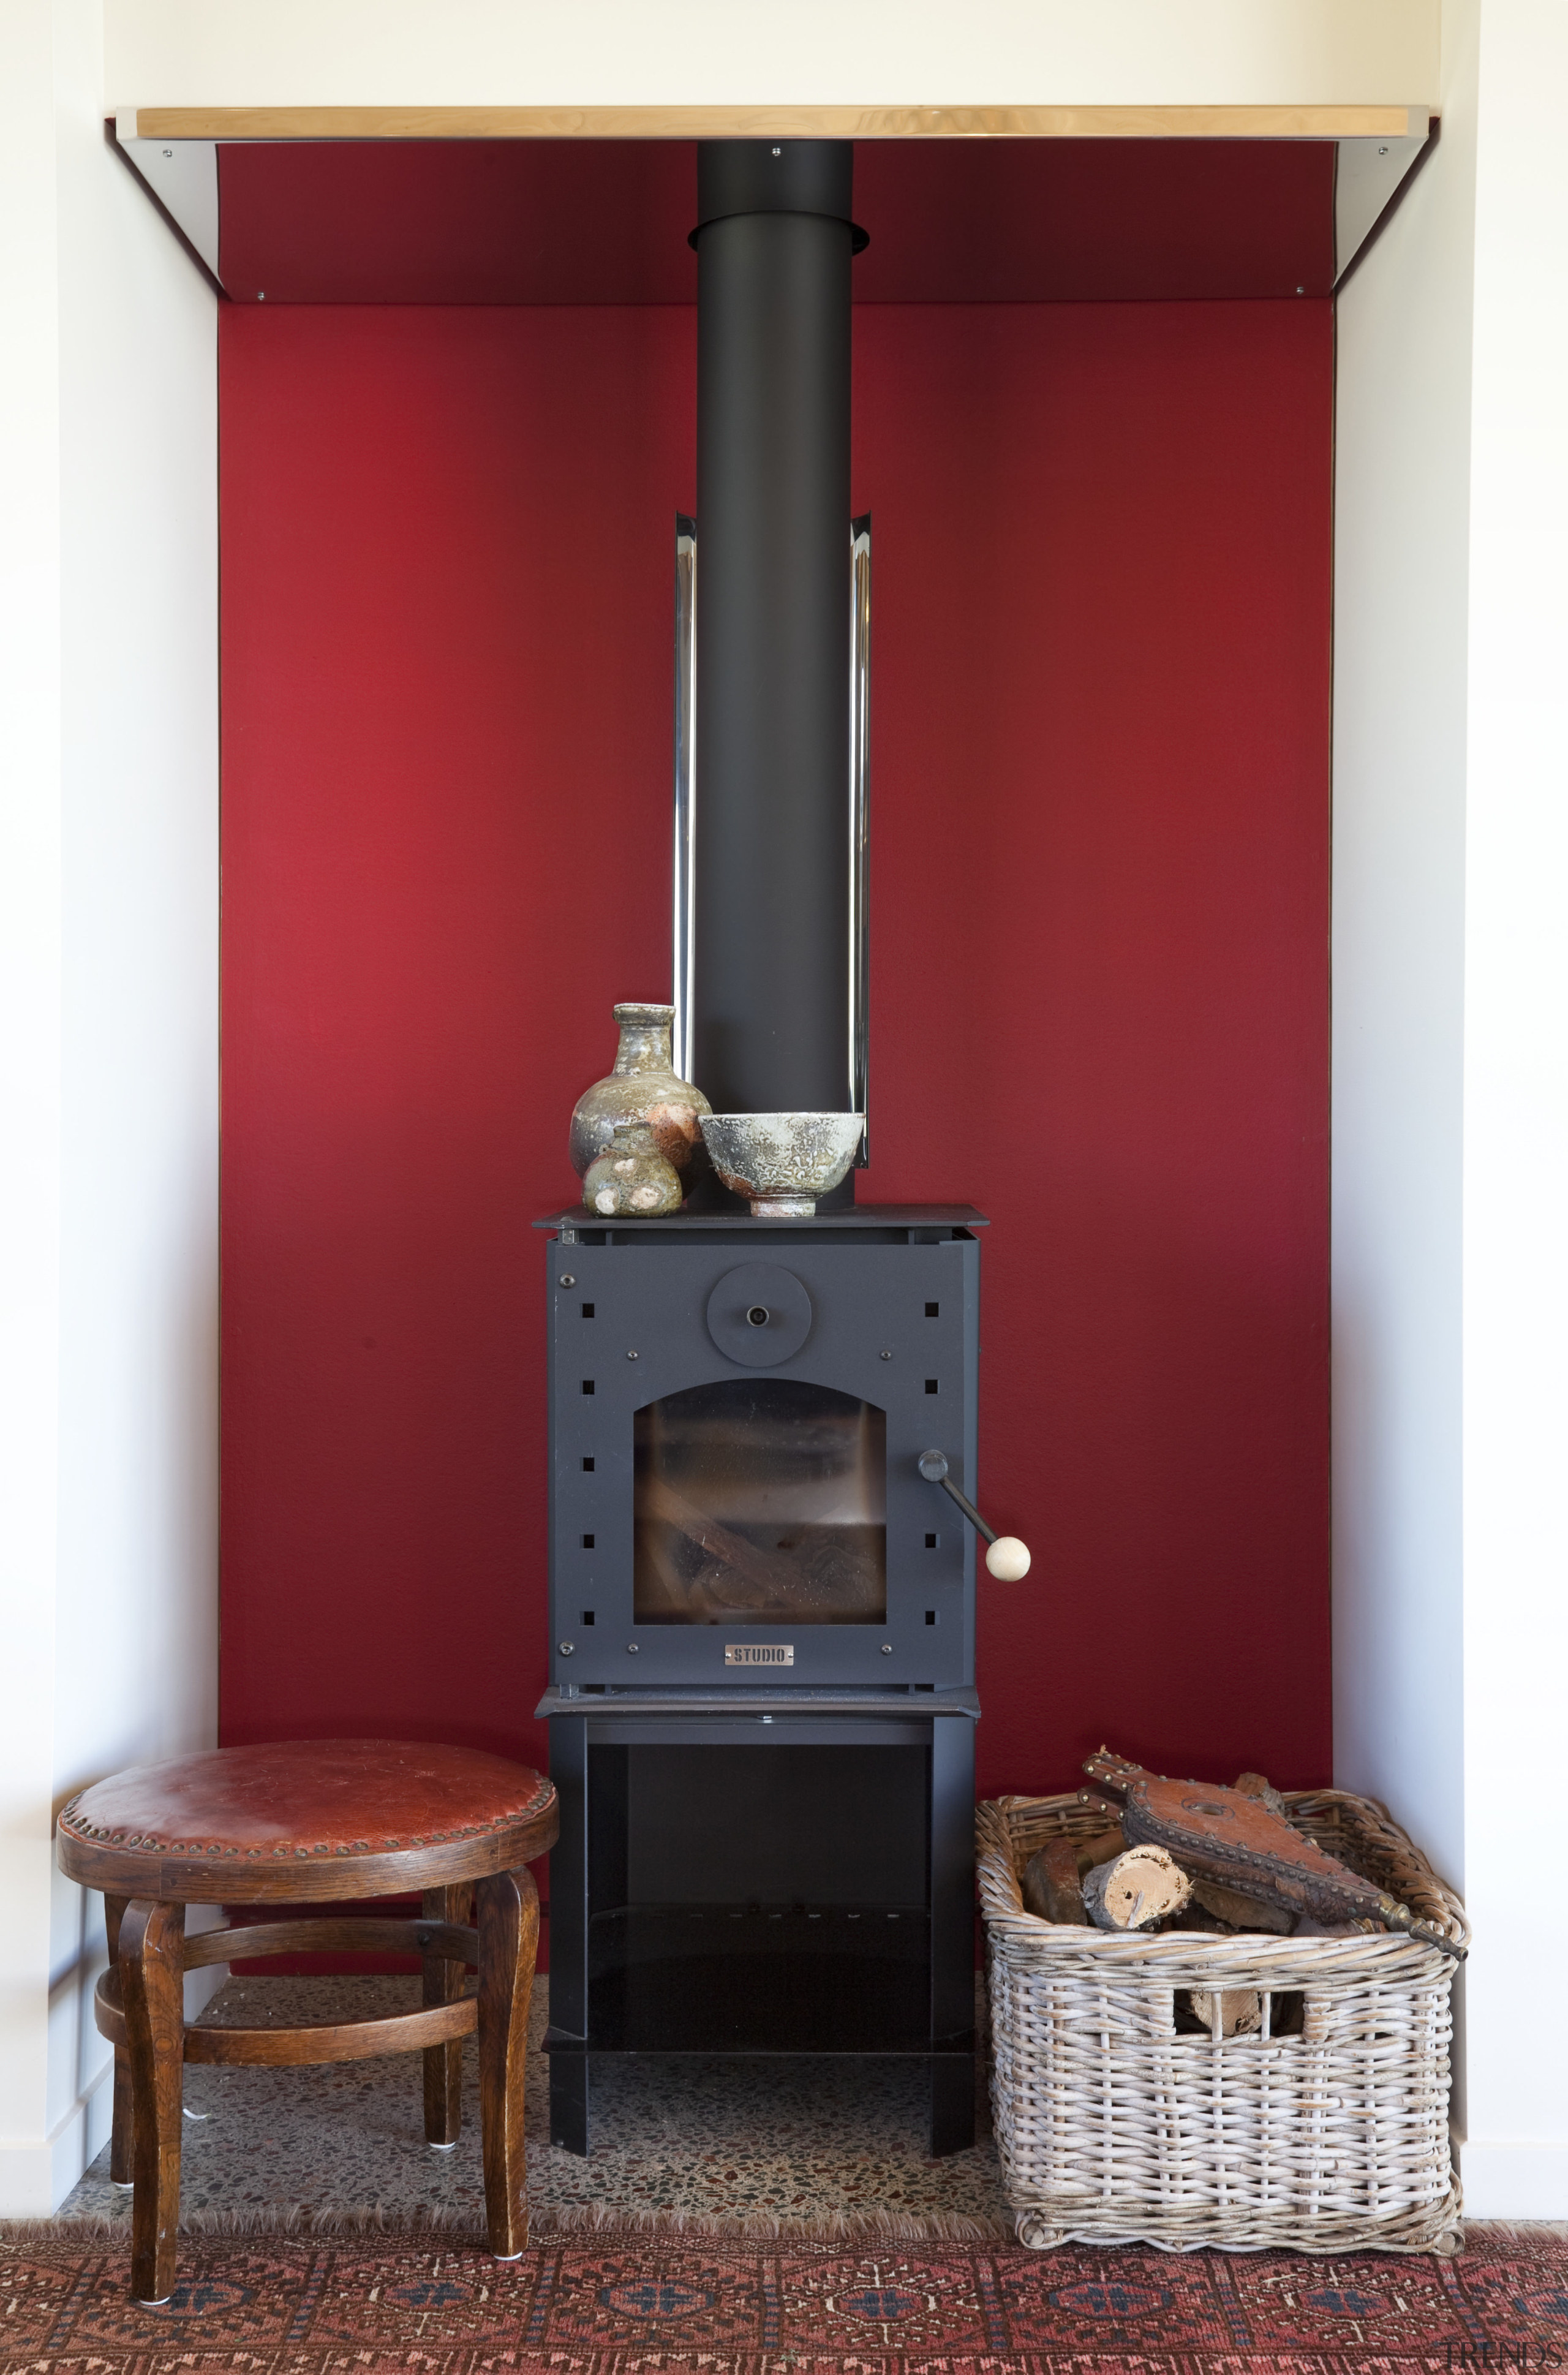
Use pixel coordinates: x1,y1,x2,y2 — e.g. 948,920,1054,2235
633,1378,887,1625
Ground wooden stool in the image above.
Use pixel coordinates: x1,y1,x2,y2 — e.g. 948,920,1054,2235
56,1739,559,2304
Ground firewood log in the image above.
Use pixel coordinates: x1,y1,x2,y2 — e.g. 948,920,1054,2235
640,1477,797,1601
1082,1844,1192,1932
1021,1839,1090,1925
1191,1876,1296,1935
1074,1828,1126,1876
1162,1900,1227,1933
1187,1987,1263,2037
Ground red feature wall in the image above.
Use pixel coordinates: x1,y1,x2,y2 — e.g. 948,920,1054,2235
219,300,1332,1856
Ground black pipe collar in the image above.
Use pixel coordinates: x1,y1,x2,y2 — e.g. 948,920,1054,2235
690,137,868,251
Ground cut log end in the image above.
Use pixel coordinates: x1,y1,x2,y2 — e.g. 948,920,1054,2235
1082,1844,1192,1932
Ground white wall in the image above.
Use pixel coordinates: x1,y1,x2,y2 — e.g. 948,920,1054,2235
1331,5,1475,1927
0,0,219,2216
1334,0,1568,2215
0,0,69,2230
104,0,1438,113
1457,0,1568,2218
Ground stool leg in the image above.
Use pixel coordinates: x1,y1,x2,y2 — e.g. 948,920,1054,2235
118,1898,186,2305
421,1884,468,2147
103,1897,135,2187
477,1865,538,2258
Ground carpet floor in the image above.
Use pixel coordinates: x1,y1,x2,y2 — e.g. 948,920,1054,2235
3,2225,1566,2373
54,1973,1008,2238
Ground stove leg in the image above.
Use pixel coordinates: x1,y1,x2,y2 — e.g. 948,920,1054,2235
549,2054,589,2155
927,1712,976,2158
929,2053,974,2158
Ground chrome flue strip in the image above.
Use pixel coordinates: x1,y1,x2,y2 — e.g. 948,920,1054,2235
850,515,872,1161
672,514,697,1084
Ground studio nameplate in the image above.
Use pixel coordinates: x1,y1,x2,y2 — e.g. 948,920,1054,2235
725,1644,794,1667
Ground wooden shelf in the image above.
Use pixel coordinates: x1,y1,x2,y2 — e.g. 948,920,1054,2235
127,102,1420,143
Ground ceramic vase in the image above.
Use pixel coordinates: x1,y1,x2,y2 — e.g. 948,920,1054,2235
581,1120,684,1217
569,1003,711,1180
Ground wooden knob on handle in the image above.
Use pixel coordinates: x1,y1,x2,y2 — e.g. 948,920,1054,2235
984,1535,1031,1581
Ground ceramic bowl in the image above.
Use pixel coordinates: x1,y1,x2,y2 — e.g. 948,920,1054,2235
699,1112,865,1217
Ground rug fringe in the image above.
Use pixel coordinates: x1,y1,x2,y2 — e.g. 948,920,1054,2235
1,2200,1009,2246
8,2208,1556,2252
535,2202,1010,2242
0,2205,481,2244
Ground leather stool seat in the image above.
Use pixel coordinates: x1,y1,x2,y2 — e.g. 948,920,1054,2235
60,1740,555,1882
58,1739,559,2305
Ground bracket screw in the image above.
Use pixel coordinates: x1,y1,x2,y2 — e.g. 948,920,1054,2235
558,1641,574,1655
559,1274,576,1286
881,1643,894,1655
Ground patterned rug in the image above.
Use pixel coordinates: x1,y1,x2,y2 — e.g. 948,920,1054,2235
2,2227,1565,2374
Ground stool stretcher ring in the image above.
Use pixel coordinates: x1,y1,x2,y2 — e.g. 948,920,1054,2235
93,1917,481,2065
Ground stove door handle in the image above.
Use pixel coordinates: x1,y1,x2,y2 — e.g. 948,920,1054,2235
918,1451,1031,1580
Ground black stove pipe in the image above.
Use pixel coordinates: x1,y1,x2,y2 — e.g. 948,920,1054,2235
690,140,856,1123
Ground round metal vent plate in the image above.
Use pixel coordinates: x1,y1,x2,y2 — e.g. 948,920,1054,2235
706,1263,813,1367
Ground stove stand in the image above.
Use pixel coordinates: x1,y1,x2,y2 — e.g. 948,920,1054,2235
540,1683,978,2157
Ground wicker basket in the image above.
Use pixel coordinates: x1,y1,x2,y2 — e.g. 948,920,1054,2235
979,1788,1468,2256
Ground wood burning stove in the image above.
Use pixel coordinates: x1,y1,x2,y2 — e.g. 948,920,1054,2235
541,1209,981,1686
535,1206,988,2155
